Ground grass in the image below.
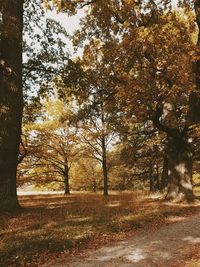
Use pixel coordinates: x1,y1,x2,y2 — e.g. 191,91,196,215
1,191,200,266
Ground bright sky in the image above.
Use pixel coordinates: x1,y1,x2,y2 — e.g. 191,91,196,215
46,9,85,36
46,9,85,56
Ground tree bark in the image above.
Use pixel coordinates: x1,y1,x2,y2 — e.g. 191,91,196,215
165,135,194,201
64,163,70,195
0,0,23,211
102,136,108,196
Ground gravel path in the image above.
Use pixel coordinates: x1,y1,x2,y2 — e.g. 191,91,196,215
44,213,200,267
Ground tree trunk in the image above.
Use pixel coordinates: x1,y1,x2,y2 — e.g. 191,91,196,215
155,162,160,191
99,104,109,196
102,157,108,196
164,1,200,201
102,136,108,196
0,0,23,211
91,168,97,192
149,164,154,192
121,176,126,191
92,179,96,193
165,135,194,201
149,177,154,192
64,163,70,195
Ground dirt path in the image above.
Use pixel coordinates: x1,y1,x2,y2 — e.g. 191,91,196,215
44,213,200,267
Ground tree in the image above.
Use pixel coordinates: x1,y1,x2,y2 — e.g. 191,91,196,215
70,156,102,192
110,120,165,192
0,0,69,210
78,109,116,196
23,0,69,122
0,0,23,211
117,11,196,201
57,1,200,201
60,39,120,196
18,99,79,194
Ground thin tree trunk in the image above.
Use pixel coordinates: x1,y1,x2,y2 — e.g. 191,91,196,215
165,135,194,201
121,176,126,191
64,163,70,195
92,179,96,193
155,162,160,191
149,177,154,192
0,0,23,211
102,136,108,196
91,167,97,192
102,157,108,196
100,104,109,196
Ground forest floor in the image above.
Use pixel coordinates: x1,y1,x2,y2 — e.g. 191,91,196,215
1,191,200,266
44,208,200,267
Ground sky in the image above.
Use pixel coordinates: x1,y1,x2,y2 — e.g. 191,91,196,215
46,9,85,56
46,9,85,36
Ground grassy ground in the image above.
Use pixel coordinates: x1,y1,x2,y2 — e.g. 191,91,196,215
1,191,200,267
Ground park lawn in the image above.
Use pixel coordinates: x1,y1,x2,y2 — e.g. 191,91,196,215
0,191,200,267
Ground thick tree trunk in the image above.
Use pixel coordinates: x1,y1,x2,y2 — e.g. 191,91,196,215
64,164,70,195
165,135,194,201
0,0,23,211
165,1,200,201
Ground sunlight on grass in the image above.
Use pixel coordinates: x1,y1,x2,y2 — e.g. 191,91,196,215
105,201,121,207
165,216,186,223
